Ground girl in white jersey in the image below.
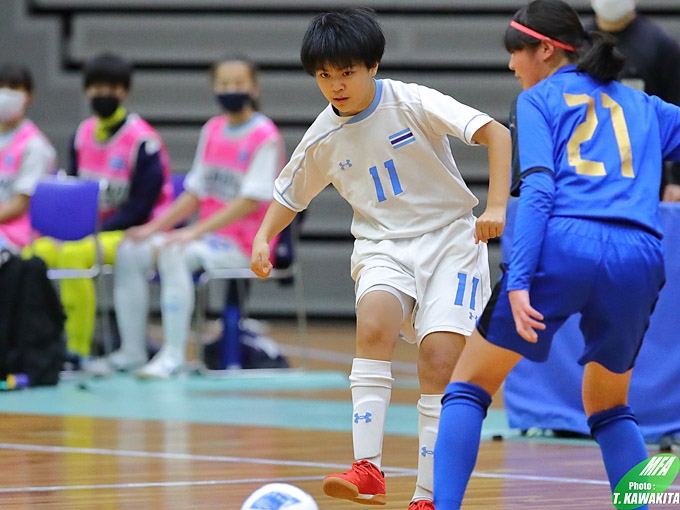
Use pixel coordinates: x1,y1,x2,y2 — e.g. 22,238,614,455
88,57,285,379
250,8,511,509
0,63,56,252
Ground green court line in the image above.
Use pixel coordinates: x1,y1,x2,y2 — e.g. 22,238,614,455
0,372,510,438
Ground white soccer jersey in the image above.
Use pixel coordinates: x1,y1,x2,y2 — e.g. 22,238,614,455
0,122,55,202
274,78,492,240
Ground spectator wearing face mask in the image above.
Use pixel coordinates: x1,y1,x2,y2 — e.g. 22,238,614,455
0,63,56,253
85,56,285,379
27,52,174,359
589,0,680,202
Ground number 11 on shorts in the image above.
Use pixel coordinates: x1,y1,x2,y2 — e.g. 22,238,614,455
455,272,479,310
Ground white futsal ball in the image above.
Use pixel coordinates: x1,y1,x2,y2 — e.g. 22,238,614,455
240,483,319,510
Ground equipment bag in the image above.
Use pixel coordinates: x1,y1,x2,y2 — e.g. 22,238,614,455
0,250,67,386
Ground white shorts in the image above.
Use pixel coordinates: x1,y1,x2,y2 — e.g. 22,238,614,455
351,213,491,344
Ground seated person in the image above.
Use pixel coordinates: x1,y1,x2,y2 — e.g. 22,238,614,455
0,63,56,253
89,56,285,379
28,52,173,358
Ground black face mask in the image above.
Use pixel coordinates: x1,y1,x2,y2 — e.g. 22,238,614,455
90,95,120,118
216,92,251,113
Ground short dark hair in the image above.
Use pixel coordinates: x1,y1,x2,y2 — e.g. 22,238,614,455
0,63,33,93
83,52,132,90
300,7,385,76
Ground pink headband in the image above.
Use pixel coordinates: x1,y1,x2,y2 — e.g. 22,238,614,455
510,20,577,52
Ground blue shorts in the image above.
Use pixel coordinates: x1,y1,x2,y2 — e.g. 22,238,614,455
479,217,665,374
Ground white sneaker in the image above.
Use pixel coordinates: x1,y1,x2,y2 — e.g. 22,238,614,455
136,350,183,380
84,350,147,377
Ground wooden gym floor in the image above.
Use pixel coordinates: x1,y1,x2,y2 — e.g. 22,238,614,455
0,320,675,509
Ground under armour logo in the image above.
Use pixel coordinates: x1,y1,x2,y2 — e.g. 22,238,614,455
354,412,372,423
339,159,352,170
421,446,434,457
469,312,478,321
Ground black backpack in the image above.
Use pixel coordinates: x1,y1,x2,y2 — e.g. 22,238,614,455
0,250,67,386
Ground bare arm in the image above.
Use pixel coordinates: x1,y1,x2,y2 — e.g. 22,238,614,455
471,119,512,243
251,200,298,278
189,197,259,236
164,196,262,245
0,194,30,224
663,183,680,202
126,191,200,241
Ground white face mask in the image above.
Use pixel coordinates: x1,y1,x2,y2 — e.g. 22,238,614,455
591,0,636,23
0,88,26,123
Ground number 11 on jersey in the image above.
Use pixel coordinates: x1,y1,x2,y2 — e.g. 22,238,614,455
370,159,403,202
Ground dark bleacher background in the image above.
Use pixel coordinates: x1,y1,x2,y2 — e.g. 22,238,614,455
2,0,680,318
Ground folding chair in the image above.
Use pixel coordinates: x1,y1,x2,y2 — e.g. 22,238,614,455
28,176,114,354
171,173,186,199
193,216,308,373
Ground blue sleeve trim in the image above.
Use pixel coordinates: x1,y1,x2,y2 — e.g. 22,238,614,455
463,113,491,143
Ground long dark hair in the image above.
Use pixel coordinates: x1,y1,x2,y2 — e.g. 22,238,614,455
504,0,625,82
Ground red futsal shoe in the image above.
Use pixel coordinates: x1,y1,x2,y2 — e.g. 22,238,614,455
408,499,435,510
322,459,386,505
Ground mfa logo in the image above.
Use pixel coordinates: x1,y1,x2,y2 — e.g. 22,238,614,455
613,453,680,509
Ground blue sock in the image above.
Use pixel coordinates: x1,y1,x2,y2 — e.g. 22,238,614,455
588,405,649,509
433,381,492,510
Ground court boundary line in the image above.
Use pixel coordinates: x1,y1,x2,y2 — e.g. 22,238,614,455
6,441,676,495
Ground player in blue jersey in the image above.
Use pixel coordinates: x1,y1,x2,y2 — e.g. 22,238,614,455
433,1,680,508
250,7,512,509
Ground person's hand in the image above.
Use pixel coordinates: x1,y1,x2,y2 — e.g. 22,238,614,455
163,226,199,246
508,289,545,343
662,183,680,202
250,236,272,279
125,224,154,242
475,205,506,244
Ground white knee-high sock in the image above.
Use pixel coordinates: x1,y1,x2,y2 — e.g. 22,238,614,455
157,245,194,361
349,358,393,469
413,394,442,501
113,240,153,357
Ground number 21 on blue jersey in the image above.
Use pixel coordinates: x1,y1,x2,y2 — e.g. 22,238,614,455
564,92,634,178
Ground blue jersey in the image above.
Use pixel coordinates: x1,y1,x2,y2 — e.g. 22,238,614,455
516,65,680,236
508,65,680,292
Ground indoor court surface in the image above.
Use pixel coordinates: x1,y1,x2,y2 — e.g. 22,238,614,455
0,320,677,509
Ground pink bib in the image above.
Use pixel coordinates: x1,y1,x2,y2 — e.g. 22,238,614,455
75,114,173,222
197,114,284,256
0,121,55,247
